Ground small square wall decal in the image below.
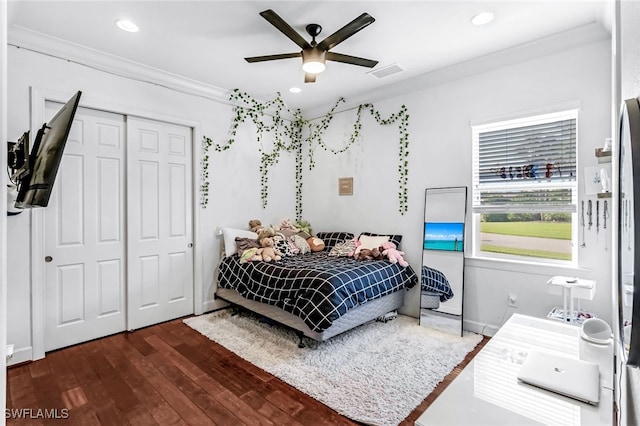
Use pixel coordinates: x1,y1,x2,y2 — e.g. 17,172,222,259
339,177,353,196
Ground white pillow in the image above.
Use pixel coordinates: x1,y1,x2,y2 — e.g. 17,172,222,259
221,227,258,256
354,235,389,255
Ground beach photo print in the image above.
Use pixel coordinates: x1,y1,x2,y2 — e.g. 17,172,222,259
423,222,465,252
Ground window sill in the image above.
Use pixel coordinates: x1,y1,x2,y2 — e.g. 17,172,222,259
465,255,589,276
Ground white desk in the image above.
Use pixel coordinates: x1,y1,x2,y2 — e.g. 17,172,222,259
415,314,614,426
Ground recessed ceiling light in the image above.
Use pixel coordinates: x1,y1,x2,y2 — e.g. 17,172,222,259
289,87,301,94
471,12,494,26
115,19,139,33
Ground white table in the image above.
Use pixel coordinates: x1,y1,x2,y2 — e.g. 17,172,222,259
415,313,614,426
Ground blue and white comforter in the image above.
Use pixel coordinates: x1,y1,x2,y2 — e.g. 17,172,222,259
421,265,454,302
217,251,418,332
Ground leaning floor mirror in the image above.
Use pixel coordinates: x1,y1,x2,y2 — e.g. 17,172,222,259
420,187,467,336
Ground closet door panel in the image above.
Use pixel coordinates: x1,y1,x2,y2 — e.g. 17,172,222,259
127,117,194,330
44,106,126,351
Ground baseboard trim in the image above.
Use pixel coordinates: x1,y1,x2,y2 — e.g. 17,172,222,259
464,320,500,337
201,298,229,314
7,345,33,366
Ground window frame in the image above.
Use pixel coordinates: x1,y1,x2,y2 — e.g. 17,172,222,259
471,109,579,266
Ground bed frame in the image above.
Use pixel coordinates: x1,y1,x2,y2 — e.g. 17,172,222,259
215,287,404,347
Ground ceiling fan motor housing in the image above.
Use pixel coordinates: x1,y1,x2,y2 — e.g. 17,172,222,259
306,23,322,41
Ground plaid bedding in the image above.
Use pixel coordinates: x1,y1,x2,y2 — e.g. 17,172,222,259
421,265,454,302
217,251,418,332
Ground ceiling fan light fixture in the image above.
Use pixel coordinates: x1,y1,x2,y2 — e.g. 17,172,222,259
302,48,326,74
302,61,326,74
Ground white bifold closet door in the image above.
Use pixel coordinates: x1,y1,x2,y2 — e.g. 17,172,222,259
43,106,193,352
44,105,127,351
126,116,193,331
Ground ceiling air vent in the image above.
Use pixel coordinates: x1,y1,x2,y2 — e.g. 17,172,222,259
368,63,405,79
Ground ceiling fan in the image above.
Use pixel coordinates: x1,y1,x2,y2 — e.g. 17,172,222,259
245,9,379,83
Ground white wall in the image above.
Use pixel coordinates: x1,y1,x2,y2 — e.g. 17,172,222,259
6,46,298,362
303,38,612,333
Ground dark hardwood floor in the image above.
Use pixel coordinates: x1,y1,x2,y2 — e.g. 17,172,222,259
6,315,489,425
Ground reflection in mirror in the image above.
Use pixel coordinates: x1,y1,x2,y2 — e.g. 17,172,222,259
619,98,640,366
420,187,467,336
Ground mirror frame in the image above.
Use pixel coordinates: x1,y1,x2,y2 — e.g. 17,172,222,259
618,98,640,366
420,186,467,336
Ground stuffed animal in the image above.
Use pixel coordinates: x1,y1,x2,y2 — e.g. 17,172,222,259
306,236,325,252
249,219,263,234
278,218,299,232
370,246,383,261
355,248,374,261
239,247,262,263
259,237,282,262
348,238,361,257
258,226,276,241
381,242,409,267
296,219,312,236
355,246,383,261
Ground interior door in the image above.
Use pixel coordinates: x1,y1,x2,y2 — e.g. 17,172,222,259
126,116,194,330
44,105,126,351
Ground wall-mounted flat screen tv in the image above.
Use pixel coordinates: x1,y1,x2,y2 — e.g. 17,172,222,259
14,91,82,209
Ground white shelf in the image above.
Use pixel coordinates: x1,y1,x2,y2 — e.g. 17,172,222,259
547,307,596,325
547,276,596,300
547,276,596,324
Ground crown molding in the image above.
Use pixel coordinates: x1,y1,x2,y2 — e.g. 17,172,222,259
306,22,611,120
8,25,233,105
8,21,610,123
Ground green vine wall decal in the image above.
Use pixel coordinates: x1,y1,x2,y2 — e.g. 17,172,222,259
203,89,410,218
310,102,411,215
200,136,212,207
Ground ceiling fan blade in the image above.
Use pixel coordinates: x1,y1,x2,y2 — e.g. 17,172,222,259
260,9,311,50
304,73,317,83
245,52,301,63
326,52,378,68
317,13,375,51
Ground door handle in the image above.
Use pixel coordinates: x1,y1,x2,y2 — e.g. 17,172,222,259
188,243,193,248
45,256,53,263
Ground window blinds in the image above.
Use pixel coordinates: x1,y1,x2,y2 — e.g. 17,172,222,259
472,111,577,213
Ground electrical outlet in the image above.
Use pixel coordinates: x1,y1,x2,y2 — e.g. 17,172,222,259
508,294,518,308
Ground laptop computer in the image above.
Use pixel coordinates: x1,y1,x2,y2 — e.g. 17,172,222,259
517,350,600,405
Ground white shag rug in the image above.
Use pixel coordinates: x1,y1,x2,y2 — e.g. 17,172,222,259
184,310,482,426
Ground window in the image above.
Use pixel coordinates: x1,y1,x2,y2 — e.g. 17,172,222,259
472,109,578,263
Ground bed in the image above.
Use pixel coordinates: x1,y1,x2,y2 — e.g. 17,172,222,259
420,265,454,309
215,229,418,345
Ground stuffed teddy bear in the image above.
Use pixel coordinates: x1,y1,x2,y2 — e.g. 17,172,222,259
259,237,282,262
258,226,276,241
248,219,263,234
381,242,409,267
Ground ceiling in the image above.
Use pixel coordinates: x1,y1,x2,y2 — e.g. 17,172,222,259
7,1,611,116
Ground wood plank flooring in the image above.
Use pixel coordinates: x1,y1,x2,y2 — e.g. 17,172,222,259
6,315,489,425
